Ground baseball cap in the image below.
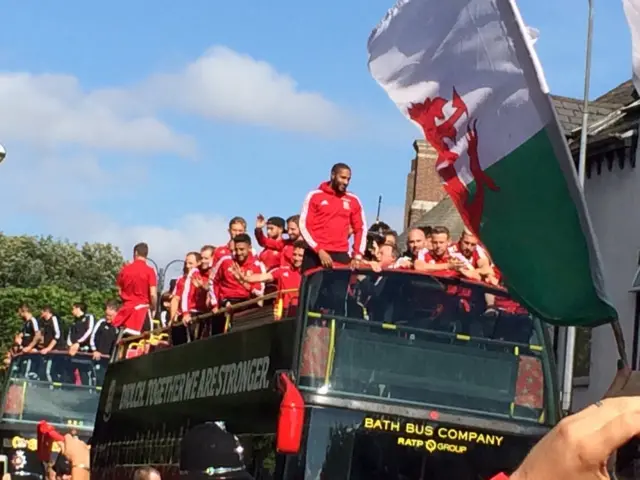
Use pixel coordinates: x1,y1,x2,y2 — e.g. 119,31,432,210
179,422,253,479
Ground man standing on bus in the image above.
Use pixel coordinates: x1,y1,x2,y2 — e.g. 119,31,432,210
299,163,367,272
67,302,95,356
113,242,158,336
39,306,62,354
90,300,120,359
209,234,266,312
17,304,41,353
244,240,305,317
254,214,285,270
255,214,302,268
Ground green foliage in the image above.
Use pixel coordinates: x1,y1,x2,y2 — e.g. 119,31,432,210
0,234,125,291
0,285,118,353
0,234,125,355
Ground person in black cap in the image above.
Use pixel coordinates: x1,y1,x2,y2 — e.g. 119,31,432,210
180,422,253,479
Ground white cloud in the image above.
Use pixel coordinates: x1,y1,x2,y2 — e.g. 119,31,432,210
143,46,350,135
0,73,196,156
89,213,232,267
0,45,348,156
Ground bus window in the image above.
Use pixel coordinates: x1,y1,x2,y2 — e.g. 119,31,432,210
1,353,107,430
298,269,554,425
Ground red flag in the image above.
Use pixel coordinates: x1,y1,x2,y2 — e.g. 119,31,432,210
37,420,63,463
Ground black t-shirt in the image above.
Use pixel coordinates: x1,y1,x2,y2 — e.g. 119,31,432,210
90,318,118,355
40,315,62,349
67,314,95,348
20,316,40,347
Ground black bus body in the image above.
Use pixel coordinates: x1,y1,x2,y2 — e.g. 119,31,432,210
0,351,107,479
91,268,560,480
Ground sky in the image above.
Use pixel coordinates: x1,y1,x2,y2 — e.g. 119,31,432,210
0,0,633,266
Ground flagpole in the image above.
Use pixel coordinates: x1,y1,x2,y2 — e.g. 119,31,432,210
562,0,630,413
562,0,595,412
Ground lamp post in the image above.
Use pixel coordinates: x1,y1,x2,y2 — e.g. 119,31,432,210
147,258,183,318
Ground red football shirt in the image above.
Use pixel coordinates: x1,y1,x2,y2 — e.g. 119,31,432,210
271,266,302,308
174,268,207,314
116,259,157,305
210,256,266,308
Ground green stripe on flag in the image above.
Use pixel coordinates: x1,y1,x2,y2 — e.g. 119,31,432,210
474,128,617,326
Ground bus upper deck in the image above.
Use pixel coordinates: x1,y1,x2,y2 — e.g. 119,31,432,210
92,267,560,479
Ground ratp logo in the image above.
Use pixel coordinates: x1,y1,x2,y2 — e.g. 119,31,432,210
102,379,117,423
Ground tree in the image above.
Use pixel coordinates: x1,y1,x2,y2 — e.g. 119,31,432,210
0,235,125,353
0,234,125,290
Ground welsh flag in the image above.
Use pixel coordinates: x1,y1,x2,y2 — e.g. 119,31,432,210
624,0,640,92
367,0,617,326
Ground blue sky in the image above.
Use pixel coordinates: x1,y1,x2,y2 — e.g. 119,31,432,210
0,0,632,264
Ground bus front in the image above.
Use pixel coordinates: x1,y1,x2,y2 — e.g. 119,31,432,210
0,351,106,479
288,267,559,479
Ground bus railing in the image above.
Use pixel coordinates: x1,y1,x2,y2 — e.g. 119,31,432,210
116,288,299,361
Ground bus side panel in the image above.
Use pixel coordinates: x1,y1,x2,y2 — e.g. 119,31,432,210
90,320,296,479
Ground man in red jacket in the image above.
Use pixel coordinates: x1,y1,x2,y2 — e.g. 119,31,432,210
209,234,266,312
299,163,366,272
254,215,285,270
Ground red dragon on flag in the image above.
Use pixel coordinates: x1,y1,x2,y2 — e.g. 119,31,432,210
408,88,500,233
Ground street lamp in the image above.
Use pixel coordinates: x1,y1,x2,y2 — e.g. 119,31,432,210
0,144,6,163
147,258,183,318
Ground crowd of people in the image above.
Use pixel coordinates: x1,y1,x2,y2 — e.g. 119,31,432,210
3,300,119,369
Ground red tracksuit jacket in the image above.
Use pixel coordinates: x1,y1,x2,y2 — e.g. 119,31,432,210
299,181,366,257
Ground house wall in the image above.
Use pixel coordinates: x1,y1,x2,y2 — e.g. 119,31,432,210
571,144,640,410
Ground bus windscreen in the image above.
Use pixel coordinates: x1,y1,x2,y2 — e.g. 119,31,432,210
298,269,551,424
2,353,107,429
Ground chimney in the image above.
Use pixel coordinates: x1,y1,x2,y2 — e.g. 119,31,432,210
403,139,446,229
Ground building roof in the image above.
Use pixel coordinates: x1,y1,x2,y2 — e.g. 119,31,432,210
401,80,638,245
397,196,466,247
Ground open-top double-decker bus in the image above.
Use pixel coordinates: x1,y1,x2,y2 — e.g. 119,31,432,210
0,350,107,479
91,266,560,480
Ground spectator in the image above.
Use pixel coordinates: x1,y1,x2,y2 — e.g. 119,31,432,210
244,241,305,314
113,242,158,336
18,304,42,353
67,302,95,356
299,163,366,271
395,228,428,269
210,234,266,313
90,300,120,360
254,215,286,270
134,466,161,480
213,217,248,264
39,306,62,354
415,226,465,274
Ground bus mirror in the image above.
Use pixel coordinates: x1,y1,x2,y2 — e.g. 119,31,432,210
276,372,305,454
